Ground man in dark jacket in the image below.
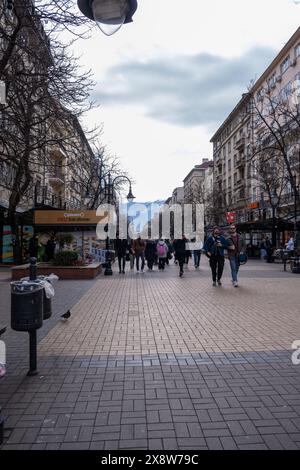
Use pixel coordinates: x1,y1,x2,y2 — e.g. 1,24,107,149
114,235,128,274
132,236,146,273
173,235,187,277
145,240,156,271
204,227,227,286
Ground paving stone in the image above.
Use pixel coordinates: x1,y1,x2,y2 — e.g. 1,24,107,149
1,262,300,450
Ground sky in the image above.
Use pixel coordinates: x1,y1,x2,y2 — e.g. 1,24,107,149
74,0,300,202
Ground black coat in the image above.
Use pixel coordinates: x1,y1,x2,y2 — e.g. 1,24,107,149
115,239,128,257
173,239,186,255
145,242,156,261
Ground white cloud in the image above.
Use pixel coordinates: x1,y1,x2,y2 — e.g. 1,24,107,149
74,0,300,200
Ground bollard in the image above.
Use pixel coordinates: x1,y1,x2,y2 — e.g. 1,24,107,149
29,257,37,281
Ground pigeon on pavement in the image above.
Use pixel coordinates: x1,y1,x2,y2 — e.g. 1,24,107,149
60,310,71,321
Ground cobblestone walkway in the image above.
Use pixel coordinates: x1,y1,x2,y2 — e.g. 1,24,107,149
1,260,300,450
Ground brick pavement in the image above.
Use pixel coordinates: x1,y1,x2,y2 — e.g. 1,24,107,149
0,259,300,450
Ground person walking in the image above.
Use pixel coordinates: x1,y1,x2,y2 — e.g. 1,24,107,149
259,236,267,261
132,236,146,274
45,235,56,262
145,240,156,271
128,240,135,270
114,235,128,274
265,236,273,263
285,235,295,255
156,239,168,271
204,227,227,286
184,240,191,267
227,224,246,287
173,235,187,277
165,239,173,266
192,238,202,269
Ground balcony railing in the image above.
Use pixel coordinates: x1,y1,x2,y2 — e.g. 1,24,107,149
234,137,245,152
48,170,65,185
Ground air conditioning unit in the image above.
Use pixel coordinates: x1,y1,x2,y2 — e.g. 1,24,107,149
292,58,297,67
276,75,282,83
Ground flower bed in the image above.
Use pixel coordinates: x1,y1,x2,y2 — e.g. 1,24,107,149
11,262,102,280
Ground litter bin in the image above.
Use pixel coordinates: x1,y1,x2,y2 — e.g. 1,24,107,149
11,281,44,331
20,274,58,321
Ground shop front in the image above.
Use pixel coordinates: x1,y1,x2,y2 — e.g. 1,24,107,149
33,209,108,262
0,203,34,265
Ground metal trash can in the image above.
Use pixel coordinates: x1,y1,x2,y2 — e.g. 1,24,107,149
11,281,44,331
35,276,53,320
19,275,57,321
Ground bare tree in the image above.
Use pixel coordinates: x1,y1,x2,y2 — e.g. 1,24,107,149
249,80,300,243
0,3,95,262
0,0,93,77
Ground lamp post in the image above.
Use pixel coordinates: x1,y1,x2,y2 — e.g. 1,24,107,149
293,175,299,252
77,0,138,36
104,173,135,275
270,191,279,249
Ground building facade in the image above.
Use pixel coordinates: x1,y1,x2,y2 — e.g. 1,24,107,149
210,27,300,254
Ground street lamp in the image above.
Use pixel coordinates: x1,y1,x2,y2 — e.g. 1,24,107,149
270,190,279,249
77,0,138,36
104,174,135,275
293,174,299,252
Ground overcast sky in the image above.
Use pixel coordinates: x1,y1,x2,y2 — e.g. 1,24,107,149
75,0,300,202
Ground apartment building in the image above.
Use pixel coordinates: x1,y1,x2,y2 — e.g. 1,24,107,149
0,3,103,263
210,27,300,252
171,187,184,205
183,158,214,204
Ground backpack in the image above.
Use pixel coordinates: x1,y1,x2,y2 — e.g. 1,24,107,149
157,243,166,256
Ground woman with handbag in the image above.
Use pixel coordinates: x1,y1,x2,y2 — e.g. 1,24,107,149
227,224,247,287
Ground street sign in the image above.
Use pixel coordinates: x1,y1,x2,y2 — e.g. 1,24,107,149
226,212,236,224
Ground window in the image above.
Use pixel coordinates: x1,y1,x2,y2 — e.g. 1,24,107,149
280,81,292,102
295,43,300,59
228,140,231,153
268,72,276,90
280,56,290,75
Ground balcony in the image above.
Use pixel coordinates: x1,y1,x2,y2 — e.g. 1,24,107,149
234,137,245,152
235,155,245,169
235,179,245,190
48,170,65,186
215,153,223,166
34,185,65,209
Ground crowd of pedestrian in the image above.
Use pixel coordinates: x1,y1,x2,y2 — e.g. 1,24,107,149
114,224,248,287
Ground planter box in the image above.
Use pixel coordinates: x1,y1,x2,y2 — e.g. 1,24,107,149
11,262,102,280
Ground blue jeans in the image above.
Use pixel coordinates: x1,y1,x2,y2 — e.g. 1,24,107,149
193,250,201,267
229,256,240,282
135,252,145,271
